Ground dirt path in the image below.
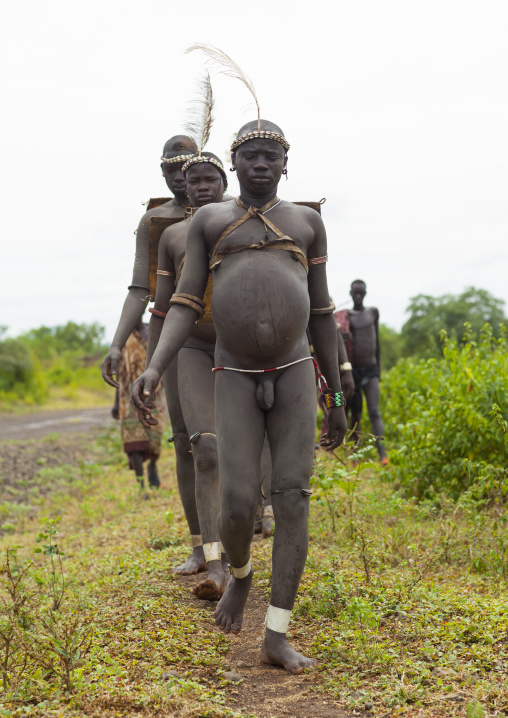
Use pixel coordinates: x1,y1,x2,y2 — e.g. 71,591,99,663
178,547,351,718
0,406,113,440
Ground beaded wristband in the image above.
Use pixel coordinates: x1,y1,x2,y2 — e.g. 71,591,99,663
325,391,345,409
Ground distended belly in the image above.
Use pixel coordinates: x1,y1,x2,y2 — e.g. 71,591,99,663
211,251,310,363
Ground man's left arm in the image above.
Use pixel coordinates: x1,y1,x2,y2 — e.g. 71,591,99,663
307,213,347,449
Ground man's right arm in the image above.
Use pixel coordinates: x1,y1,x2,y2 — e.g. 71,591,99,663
337,329,355,400
146,229,176,366
101,213,152,387
132,209,211,419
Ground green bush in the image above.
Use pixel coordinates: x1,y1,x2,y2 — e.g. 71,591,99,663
381,323,508,499
0,331,48,404
0,322,109,409
0,336,33,391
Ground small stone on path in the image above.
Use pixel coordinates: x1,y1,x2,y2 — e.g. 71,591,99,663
223,671,243,682
162,670,182,680
236,659,253,668
443,693,464,702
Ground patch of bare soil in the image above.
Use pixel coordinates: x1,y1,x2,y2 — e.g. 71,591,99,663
0,427,116,533
0,406,112,440
177,566,353,718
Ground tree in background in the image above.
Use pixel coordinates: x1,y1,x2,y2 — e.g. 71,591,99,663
0,322,109,408
378,324,404,371
401,287,506,358
0,327,34,392
19,322,106,360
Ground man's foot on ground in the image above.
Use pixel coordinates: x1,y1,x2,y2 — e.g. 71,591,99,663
193,559,228,601
147,462,160,487
174,546,207,575
214,569,253,634
260,628,318,674
381,456,389,466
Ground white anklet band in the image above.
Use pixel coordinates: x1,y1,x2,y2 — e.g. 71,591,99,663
265,605,291,633
229,559,252,579
219,542,224,554
263,505,274,519
191,534,202,548
203,541,221,562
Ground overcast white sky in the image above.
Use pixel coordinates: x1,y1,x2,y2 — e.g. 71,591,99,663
1,0,507,340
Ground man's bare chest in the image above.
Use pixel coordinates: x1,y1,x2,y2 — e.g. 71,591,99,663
350,309,376,333
207,210,313,254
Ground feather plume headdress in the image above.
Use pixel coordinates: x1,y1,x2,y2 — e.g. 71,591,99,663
185,44,290,153
180,72,227,187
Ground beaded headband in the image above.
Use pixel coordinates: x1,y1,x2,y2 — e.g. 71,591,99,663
231,131,290,152
182,155,224,174
182,156,228,190
161,154,196,165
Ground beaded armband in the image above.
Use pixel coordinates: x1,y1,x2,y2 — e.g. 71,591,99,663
169,293,205,318
310,302,336,315
324,391,345,409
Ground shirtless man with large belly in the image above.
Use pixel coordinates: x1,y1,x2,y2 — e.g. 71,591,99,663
132,120,347,673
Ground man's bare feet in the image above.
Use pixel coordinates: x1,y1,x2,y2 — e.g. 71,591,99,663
193,560,228,601
214,569,253,634
174,546,207,575
260,628,318,674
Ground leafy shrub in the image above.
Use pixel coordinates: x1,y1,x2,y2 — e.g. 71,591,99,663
381,323,508,499
19,321,106,360
0,336,33,391
401,287,506,358
0,330,48,404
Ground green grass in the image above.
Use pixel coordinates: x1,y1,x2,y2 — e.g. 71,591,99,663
0,430,506,716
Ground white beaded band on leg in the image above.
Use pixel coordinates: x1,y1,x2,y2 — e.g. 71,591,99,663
191,534,202,548
265,605,291,633
203,542,221,562
228,559,252,579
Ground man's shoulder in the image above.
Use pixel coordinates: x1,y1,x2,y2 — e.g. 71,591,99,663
193,201,234,221
139,199,183,222
161,218,186,243
280,200,323,225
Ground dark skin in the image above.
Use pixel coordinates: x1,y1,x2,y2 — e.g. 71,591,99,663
132,135,346,674
147,162,228,597
337,330,355,399
101,150,207,572
348,281,386,461
102,161,191,388
102,145,233,573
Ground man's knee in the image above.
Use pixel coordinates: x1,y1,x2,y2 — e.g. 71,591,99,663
194,435,218,474
272,491,309,525
220,486,257,527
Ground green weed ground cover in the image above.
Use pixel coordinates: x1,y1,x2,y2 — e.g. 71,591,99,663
0,428,506,716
